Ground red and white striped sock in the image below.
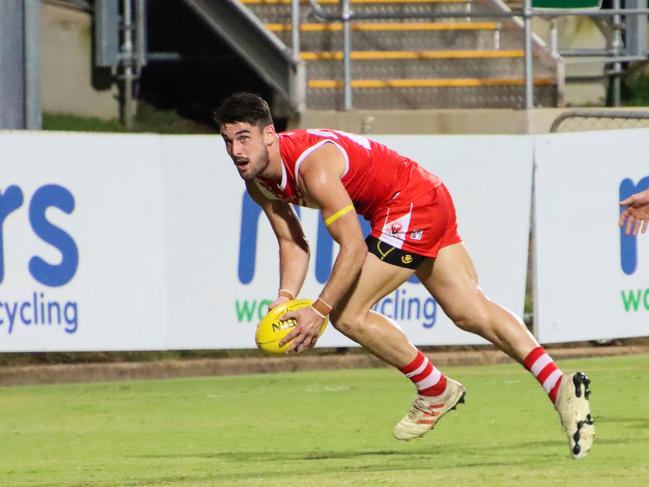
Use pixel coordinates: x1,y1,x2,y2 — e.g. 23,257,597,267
523,346,564,404
400,350,447,397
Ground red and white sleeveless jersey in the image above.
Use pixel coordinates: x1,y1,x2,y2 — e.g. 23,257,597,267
256,129,441,222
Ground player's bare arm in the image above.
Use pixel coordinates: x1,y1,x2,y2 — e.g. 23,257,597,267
620,187,649,235
245,179,310,309
280,143,368,352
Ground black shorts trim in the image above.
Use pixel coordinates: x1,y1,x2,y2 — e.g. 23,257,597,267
365,235,426,270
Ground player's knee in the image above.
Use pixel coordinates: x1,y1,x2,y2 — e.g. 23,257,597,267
453,310,490,334
447,295,491,333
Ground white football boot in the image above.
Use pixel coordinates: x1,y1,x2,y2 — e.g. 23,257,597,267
393,378,466,441
555,372,595,459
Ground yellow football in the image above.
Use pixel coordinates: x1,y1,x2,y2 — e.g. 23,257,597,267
255,299,328,355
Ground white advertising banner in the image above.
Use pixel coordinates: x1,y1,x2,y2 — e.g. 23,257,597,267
0,132,534,351
0,132,167,351
159,135,237,349
534,129,649,343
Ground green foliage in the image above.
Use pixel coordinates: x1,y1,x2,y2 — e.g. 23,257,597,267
43,112,131,133
622,74,649,107
43,103,214,134
1,354,647,486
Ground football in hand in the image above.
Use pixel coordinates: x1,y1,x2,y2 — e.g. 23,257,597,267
255,299,328,355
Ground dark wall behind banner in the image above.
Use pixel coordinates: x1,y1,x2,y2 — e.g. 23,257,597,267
140,0,277,129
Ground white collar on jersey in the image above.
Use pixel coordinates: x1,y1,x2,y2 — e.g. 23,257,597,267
279,159,287,191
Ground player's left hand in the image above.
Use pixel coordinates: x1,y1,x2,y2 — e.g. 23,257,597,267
267,295,290,311
278,307,326,353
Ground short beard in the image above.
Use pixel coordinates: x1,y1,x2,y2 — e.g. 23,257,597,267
243,148,270,180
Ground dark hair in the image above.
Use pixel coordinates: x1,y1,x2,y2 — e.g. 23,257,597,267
214,92,273,129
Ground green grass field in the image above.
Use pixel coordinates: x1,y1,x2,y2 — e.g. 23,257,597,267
1,354,648,486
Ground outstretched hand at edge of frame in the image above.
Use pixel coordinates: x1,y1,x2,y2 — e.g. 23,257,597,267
620,188,649,236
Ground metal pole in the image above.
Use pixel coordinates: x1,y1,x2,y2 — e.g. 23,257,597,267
549,18,559,58
122,0,135,128
625,1,648,58
24,0,41,130
342,0,352,110
611,0,622,106
0,0,25,129
135,0,147,72
291,0,300,60
523,0,534,109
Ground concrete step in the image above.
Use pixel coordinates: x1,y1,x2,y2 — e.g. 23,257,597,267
301,50,556,79
237,0,560,109
271,22,503,51
242,0,475,23
266,20,499,31
300,49,524,60
241,0,472,3
307,76,555,88
306,82,557,109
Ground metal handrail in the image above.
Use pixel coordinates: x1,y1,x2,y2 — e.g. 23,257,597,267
304,0,649,110
550,110,649,132
307,1,649,19
291,0,300,61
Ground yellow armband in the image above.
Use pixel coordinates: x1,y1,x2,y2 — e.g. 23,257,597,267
324,204,355,226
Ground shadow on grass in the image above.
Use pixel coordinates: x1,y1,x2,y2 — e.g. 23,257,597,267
116,449,555,487
597,415,649,429
34,437,647,487
134,438,559,463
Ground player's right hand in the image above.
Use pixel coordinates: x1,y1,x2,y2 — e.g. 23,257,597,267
277,306,324,353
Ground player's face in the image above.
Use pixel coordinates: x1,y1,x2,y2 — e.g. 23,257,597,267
221,122,271,180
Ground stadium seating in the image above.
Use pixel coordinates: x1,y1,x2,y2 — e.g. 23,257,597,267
240,0,559,109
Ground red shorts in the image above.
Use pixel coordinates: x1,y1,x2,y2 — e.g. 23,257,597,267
369,183,462,259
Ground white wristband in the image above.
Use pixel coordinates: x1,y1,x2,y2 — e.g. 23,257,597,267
310,306,327,319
